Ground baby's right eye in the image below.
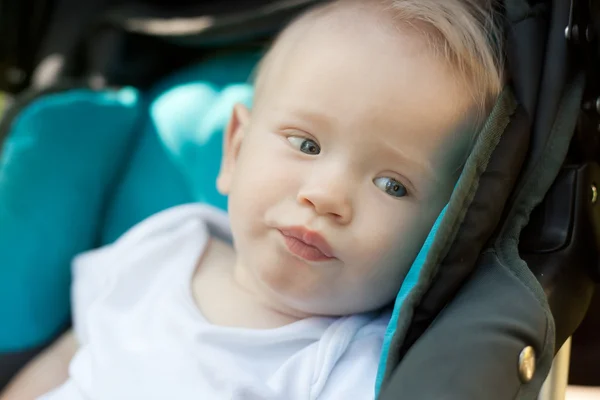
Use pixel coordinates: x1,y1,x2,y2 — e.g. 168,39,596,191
287,136,321,155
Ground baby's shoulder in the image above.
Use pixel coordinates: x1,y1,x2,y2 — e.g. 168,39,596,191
72,203,229,291
113,204,228,249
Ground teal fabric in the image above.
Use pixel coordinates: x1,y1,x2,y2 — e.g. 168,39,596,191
0,89,141,350
101,52,258,243
0,52,259,351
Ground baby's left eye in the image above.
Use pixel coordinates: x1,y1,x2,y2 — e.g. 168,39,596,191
287,136,321,155
373,177,408,198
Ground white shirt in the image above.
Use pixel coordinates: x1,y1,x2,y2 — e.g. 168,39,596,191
40,204,390,400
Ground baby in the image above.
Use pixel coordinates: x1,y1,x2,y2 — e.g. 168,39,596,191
1,0,503,399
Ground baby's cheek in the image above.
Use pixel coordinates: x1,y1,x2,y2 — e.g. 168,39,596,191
358,210,429,275
239,145,297,195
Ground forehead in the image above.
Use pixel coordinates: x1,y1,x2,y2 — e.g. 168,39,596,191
255,15,476,175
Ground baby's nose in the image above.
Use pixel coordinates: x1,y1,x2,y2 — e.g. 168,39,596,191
296,173,353,224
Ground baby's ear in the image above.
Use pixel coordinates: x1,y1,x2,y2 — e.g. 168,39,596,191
217,103,251,195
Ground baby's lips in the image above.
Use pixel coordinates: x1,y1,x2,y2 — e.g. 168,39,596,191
277,226,335,258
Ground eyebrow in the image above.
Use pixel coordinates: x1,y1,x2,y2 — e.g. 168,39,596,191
277,106,338,132
378,137,436,180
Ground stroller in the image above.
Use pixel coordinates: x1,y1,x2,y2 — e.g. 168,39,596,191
0,0,599,398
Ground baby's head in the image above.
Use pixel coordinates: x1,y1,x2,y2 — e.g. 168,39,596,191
217,0,503,318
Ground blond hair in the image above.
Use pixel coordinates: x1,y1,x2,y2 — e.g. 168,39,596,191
253,0,504,129
382,0,504,126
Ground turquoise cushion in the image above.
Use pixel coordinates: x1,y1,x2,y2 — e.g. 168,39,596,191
0,52,259,351
101,52,258,243
0,89,141,350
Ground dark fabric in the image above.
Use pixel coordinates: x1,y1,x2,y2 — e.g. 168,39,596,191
0,0,321,93
30,0,321,90
397,104,530,363
101,0,322,44
378,252,550,400
504,0,548,117
521,0,570,171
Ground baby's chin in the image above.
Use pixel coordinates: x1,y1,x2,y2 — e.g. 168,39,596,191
239,250,402,319
265,286,398,318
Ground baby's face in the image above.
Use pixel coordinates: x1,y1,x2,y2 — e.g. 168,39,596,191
218,16,476,317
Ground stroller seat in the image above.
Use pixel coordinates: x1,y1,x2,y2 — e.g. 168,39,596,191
0,0,598,398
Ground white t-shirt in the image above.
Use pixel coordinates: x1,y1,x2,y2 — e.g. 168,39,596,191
39,204,390,400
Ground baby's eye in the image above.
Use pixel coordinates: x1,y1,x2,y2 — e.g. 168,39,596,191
373,177,408,198
287,136,321,155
